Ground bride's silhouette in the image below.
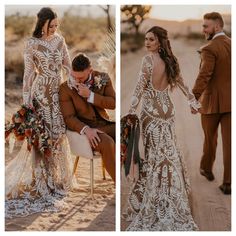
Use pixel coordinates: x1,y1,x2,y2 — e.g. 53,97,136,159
123,26,200,231
5,7,76,218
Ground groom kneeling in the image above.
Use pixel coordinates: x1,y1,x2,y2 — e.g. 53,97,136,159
59,53,115,182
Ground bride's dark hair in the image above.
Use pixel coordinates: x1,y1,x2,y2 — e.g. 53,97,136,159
32,7,57,38
146,26,180,88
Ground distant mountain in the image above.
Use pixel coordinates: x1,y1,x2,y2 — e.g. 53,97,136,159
139,14,231,36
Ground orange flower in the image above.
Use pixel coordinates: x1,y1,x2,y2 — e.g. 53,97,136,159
34,137,39,148
121,143,127,152
44,148,51,157
16,134,25,141
18,108,26,116
12,115,23,124
25,128,32,137
13,128,18,135
124,127,129,136
27,143,32,151
5,130,11,139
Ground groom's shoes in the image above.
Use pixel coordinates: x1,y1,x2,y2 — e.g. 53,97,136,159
200,168,215,181
219,183,231,195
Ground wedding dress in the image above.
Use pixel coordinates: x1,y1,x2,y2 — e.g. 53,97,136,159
124,54,199,231
5,33,76,218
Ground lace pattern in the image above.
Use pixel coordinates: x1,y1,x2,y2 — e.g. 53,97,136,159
124,55,198,231
5,34,77,218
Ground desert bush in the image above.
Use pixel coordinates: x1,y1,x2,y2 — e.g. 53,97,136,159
5,14,35,42
186,32,204,40
121,32,144,53
60,14,111,49
5,40,24,85
5,12,115,85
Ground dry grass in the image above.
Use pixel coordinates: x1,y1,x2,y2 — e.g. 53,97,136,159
5,13,115,86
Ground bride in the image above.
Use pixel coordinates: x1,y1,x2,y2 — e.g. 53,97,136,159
5,7,76,218
123,26,200,231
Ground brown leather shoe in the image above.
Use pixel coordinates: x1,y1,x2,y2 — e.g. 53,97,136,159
200,169,215,181
219,183,231,195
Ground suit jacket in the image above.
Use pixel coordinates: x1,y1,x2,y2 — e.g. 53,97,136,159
192,35,231,114
59,71,115,133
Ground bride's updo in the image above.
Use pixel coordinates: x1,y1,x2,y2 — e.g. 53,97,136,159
32,7,57,38
146,26,180,88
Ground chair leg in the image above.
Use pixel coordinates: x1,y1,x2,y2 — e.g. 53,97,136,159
102,160,106,180
73,156,80,175
90,159,94,197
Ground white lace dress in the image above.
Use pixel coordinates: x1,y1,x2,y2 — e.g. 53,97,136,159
124,55,199,231
5,34,76,218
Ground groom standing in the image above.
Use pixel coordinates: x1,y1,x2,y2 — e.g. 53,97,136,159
192,12,231,194
59,53,115,182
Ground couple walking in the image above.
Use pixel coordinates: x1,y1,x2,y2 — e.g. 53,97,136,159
5,6,231,232
123,12,231,231
5,7,115,218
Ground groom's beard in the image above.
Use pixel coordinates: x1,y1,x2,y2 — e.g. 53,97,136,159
206,30,216,41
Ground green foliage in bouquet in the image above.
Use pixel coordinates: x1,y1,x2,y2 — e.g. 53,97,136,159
5,100,52,157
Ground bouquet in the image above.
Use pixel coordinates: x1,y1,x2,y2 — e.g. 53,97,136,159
120,114,141,177
5,101,52,157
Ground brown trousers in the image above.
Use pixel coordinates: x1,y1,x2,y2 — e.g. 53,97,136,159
200,112,231,184
93,123,116,182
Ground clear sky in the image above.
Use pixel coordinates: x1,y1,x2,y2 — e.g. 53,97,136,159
150,5,231,21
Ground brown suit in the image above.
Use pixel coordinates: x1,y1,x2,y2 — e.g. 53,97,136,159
59,71,116,181
193,35,231,184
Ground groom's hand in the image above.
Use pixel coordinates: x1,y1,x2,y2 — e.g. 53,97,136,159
84,127,104,148
77,83,91,98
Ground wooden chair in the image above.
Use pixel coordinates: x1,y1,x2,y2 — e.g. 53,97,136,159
66,130,106,196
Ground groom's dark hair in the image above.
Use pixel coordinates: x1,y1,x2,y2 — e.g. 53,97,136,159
72,53,91,71
204,12,224,28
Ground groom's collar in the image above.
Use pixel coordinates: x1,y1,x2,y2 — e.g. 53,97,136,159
85,73,92,83
213,31,225,40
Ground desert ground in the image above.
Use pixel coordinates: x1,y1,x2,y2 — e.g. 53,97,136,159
120,38,231,231
5,108,115,231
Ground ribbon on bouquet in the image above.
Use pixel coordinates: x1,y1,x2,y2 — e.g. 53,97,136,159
121,114,141,181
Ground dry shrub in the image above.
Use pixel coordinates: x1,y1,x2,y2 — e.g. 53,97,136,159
5,13,114,86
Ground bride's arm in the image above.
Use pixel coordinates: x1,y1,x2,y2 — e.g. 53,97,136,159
176,75,201,111
129,56,150,114
22,39,36,106
61,36,71,76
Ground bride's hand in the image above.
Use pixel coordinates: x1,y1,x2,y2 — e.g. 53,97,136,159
188,98,201,114
190,106,198,114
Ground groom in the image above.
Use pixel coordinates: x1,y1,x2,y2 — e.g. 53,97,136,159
59,53,115,182
192,12,231,194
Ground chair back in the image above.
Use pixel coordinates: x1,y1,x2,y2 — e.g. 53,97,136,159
66,130,93,159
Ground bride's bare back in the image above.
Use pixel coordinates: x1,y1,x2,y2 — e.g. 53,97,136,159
151,55,169,91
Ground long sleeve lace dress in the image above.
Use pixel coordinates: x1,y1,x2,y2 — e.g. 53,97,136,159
5,34,76,218
124,54,199,231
